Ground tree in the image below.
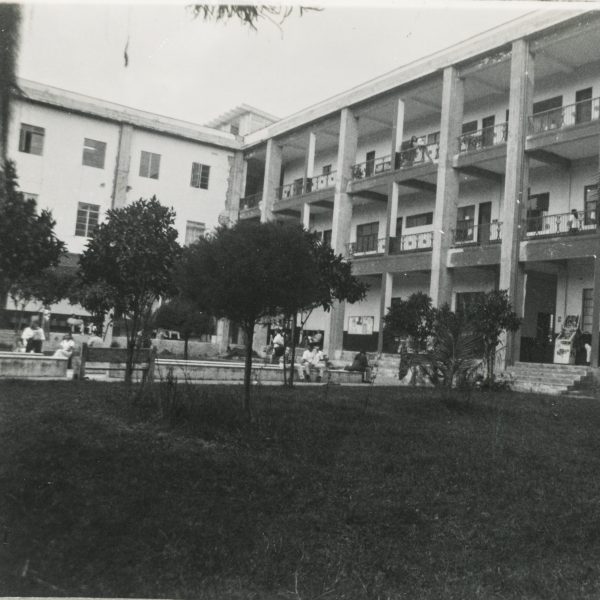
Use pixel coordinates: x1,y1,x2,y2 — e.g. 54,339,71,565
78,197,181,382
0,160,65,309
465,290,521,384
382,292,434,353
272,229,367,386
189,5,319,30
177,221,366,415
153,297,213,360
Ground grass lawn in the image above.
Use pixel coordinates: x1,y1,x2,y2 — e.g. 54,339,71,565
2,380,600,599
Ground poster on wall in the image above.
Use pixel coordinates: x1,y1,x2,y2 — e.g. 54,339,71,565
348,316,374,335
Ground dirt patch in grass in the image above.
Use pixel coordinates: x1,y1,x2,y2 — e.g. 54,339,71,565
2,380,600,598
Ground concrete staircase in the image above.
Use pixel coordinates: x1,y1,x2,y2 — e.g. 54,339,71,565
371,353,401,386
504,362,594,395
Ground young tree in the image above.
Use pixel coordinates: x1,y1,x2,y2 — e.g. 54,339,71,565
0,160,65,308
177,221,366,415
465,289,521,384
382,292,434,353
153,297,213,360
78,197,180,382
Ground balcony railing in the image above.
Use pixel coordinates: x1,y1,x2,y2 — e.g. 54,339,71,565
452,221,502,246
346,235,386,256
351,156,392,180
389,231,434,253
277,171,336,200
240,191,263,209
522,210,598,239
458,123,508,153
395,141,439,170
528,97,600,135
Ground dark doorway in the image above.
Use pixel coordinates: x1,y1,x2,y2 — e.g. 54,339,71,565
478,201,492,244
576,88,592,124
481,115,495,147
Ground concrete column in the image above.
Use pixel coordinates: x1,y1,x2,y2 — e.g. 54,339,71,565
377,272,393,353
215,319,230,353
261,138,282,223
225,151,245,223
590,256,600,368
390,98,405,162
325,108,359,360
499,39,535,367
429,67,464,307
384,181,400,253
305,131,316,181
301,202,311,230
111,123,134,209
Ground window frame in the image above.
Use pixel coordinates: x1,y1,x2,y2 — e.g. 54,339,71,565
405,212,433,229
19,123,45,156
139,150,161,179
75,202,100,237
82,137,107,169
190,162,211,189
185,220,206,246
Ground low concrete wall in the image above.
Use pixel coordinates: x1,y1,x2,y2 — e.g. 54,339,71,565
111,337,224,359
0,352,68,378
155,359,363,384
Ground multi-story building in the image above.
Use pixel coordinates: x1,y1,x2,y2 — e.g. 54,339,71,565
3,79,274,332
230,8,600,368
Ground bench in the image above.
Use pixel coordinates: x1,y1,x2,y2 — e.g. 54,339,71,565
77,344,157,381
0,351,68,379
155,358,365,384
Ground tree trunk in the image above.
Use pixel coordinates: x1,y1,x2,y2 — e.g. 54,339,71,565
184,336,189,361
242,323,254,419
288,311,298,388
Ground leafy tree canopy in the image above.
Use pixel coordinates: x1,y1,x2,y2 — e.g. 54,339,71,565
383,292,434,351
0,160,65,301
78,197,181,380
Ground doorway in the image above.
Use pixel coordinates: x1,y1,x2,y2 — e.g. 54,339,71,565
478,201,492,244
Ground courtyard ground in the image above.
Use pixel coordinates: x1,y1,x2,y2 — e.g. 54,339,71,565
1,380,600,599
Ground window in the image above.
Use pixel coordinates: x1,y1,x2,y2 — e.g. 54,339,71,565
533,96,562,114
318,229,332,246
356,222,379,252
584,185,598,226
365,150,376,177
75,202,100,237
532,96,563,132
455,205,475,242
322,164,332,175
427,131,440,145
582,288,594,333
139,151,161,179
230,124,240,135
19,123,45,155
185,221,205,246
526,192,549,232
191,162,210,189
462,121,478,134
82,138,106,169
406,212,433,228
576,88,593,124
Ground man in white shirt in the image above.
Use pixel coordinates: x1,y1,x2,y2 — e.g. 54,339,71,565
298,344,327,382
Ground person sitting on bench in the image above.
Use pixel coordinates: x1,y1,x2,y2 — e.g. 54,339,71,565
344,350,371,382
298,344,326,382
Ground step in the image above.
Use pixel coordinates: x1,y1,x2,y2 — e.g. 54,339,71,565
511,362,590,373
507,374,585,384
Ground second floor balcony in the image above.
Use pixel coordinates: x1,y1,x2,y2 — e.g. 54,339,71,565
528,97,600,135
457,123,508,154
451,221,503,246
240,191,263,210
350,141,439,181
346,231,434,257
277,171,336,201
522,210,598,239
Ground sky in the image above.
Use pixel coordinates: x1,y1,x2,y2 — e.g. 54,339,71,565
15,2,575,126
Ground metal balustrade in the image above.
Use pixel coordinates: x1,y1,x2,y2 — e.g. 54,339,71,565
350,155,392,180
346,235,386,256
451,221,502,246
528,97,600,135
277,171,336,200
239,191,263,209
394,141,439,170
389,231,434,253
523,210,598,238
457,123,508,153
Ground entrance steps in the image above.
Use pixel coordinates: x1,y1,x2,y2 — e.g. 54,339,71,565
372,354,401,386
504,362,593,395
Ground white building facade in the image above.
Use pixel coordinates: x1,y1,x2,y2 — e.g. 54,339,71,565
232,9,600,368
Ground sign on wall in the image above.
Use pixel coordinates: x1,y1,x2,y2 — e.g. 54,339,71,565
348,316,374,335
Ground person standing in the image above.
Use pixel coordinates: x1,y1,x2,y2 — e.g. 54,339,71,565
272,329,285,364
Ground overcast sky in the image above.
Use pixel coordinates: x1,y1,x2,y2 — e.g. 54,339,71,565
16,2,566,126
